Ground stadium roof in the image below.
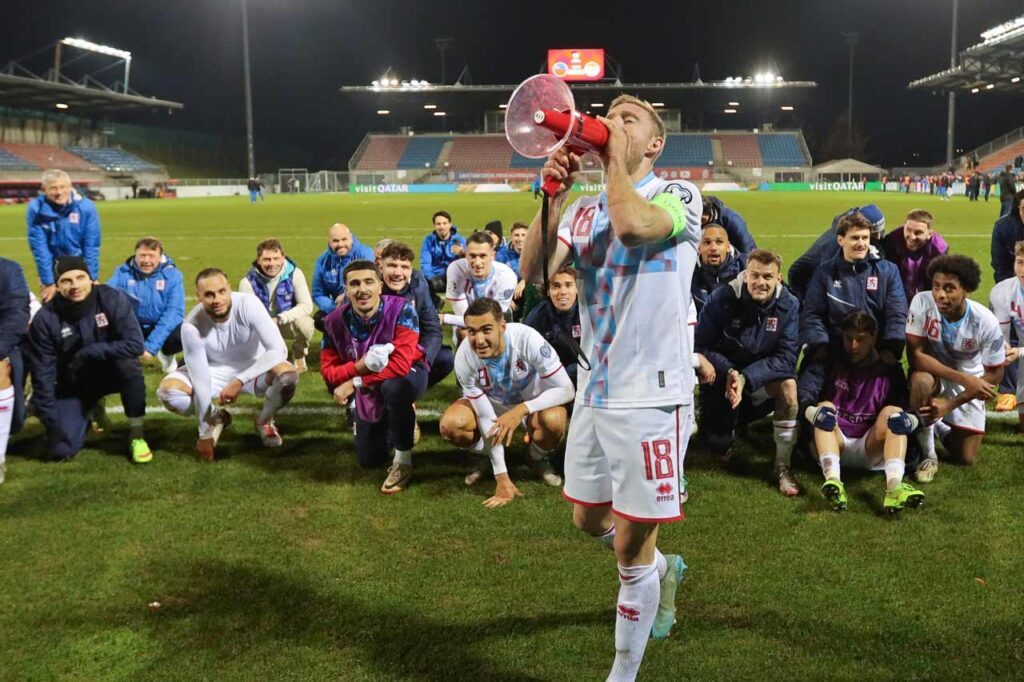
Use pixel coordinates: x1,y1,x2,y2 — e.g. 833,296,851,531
341,80,818,95
0,72,183,113
908,15,1024,93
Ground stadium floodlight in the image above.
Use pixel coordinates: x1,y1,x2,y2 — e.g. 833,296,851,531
1013,77,1021,83
780,105,794,111
389,78,399,86
971,87,980,93
651,102,664,107
55,103,69,110
728,101,739,106
499,103,508,109
61,37,131,60
986,83,995,89
372,80,379,87
591,102,604,108
724,108,737,113
981,16,1024,41
423,104,437,109
433,111,446,116
377,109,390,115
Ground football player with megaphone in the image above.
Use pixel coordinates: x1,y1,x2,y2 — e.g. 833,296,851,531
512,82,706,682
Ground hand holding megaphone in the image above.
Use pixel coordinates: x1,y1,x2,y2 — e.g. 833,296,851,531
504,74,610,197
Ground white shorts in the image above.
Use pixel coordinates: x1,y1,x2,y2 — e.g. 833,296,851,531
563,403,690,523
938,378,986,434
164,365,269,400
810,427,884,471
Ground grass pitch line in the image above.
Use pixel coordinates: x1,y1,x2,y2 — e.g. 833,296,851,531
102,404,443,418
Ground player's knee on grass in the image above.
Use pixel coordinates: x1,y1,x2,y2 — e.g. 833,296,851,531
952,431,982,466
272,368,300,400
157,379,193,415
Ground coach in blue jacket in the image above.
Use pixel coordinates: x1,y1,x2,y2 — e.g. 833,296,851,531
991,189,1024,282
799,212,907,363
788,204,886,300
26,169,101,302
312,223,374,321
28,257,150,463
419,210,466,299
107,237,185,368
379,241,454,387
701,195,757,253
0,258,31,483
694,249,801,496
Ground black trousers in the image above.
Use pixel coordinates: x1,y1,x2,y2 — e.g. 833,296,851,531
355,363,429,467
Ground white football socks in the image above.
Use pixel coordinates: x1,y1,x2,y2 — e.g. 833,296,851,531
916,425,937,460
259,371,298,424
884,459,905,490
0,386,13,466
772,419,798,467
819,453,841,481
393,448,412,466
608,561,660,682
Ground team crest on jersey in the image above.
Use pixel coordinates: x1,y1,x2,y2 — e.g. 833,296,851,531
156,280,165,291
69,212,80,224
961,338,977,352
540,343,553,359
866,276,879,291
61,325,73,338
94,313,108,328
572,324,581,338
477,367,491,388
766,317,778,332
515,359,529,374
662,183,693,204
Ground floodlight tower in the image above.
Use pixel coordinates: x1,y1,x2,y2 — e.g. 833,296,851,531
945,0,959,167
434,37,452,85
843,32,859,144
241,0,256,178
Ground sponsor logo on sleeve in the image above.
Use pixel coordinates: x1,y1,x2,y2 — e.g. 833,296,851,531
662,183,693,204
540,343,553,358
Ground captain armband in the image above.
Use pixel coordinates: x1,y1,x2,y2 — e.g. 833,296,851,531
650,192,688,240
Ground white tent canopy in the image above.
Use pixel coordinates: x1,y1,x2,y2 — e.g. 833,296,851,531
813,158,885,182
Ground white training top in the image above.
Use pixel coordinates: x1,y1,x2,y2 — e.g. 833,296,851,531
443,259,518,327
455,323,574,477
183,292,287,383
906,291,1005,377
990,276,1024,342
556,172,702,408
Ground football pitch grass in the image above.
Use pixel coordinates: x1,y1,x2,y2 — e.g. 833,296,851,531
0,191,1021,680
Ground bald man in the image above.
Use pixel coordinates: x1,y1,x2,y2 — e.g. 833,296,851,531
312,223,375,326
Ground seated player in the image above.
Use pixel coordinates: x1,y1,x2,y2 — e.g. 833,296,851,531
28,257,151,463
881,209,949,304
443,231,518,342
907,255,1005,478
378,242,454,387
239,238,315,371
0,258,31,483
312,223,375,325
321,260,427,494
799,311,924,513
801,212,907,367
700,195,756,253
692,223,748,314
523,266,582,388
990,241,1024,431
788,204,886,299
694,249,801,495
156,269,299,461
439,298,574,506
497,221,528,277
420,210,466,305
107,237,185,372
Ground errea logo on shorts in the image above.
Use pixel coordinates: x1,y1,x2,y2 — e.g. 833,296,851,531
617,604,640,622
656,481,675,503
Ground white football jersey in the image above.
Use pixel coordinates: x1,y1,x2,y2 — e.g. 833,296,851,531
456,323,564,408
556,172,702,408
906,291,1005,377
184,292,285,379
445,259,518,311
990,276,1024,340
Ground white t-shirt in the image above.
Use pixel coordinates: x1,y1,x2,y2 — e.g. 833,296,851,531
445,260,518,316
183,292,287,383
455,322,569,413
557,172,702,408
990,276,1024,342
906,291,1005,377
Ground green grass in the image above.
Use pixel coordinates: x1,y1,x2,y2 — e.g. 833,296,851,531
1,191,1022,681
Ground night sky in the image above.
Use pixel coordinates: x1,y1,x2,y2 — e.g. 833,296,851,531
5,0,1023,170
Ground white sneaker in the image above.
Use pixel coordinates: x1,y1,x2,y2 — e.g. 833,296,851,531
257,420,283,448
210,409,232,446
157,350,178,373
529,458,562,487
916,457,938,483
464,460,490,486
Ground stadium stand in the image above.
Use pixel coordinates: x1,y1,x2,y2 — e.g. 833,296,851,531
0,147,37,170
65,146,160,172
446,136,513,170
977,138,1024,174
717,135,763,167
397,136,447,169
0,143,99,171
660,134,714,166
353,135,409,170
758,134,806,166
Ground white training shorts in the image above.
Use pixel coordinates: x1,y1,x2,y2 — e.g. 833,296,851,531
809,426,883,471
563,403,690,523
937,378,986,434
164,365,270,400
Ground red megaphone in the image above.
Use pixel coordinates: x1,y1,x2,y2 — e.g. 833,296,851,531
504,74,609,196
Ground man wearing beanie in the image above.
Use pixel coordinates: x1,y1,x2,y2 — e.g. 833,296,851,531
27,256,152,463
788,204,886,300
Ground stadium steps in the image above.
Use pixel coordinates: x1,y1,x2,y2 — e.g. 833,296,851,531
446,136,514,170
978,138,1024,174
1,143,98,172
397,136,448,169
758,134,807,166
353,136,409,170
0,146,37,170
717,134,763,167
659,134,713,166
66,146,161,172
710,138,725,168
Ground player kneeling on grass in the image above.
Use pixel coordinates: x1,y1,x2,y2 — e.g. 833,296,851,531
156,268,298,461
693,249,801,496
800,311,924,513
320,260,427,494
990,241,1024,432
439,298,574,508
906,255,1005,479
28,256,152,464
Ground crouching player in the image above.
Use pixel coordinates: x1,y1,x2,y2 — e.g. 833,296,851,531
800,311,924,513
694,249,801,495
907,255,1005,477
321,260,427,494
157,269,298,461
989,241,1024,432
439,298,574,507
